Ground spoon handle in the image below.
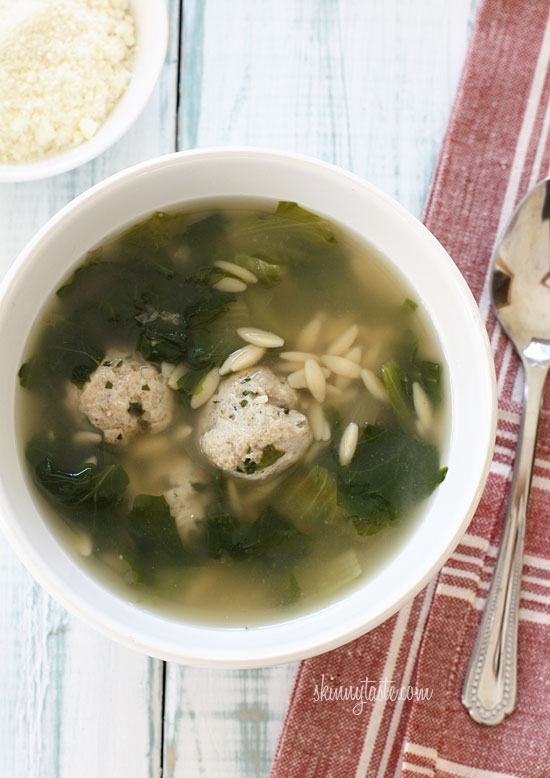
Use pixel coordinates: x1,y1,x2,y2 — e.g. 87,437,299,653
462,359,549,725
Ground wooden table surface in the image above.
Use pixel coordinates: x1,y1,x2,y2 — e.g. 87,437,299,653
0,2,480,775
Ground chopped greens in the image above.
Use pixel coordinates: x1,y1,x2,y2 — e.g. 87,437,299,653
35,459,128,508
127,495,196,568
206,505,309,568
233,254,283,286
18,360,32,388
381,329,442,429
285,567,301,604
236,444,285,474
257,444,285,470
338,424,447,535
278,465,341,533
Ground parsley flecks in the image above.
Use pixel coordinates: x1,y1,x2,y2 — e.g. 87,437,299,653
237,445,285,475
257,444,285,470
128,401,144,417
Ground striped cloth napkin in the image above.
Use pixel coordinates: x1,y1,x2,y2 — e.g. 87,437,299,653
270,0,550,776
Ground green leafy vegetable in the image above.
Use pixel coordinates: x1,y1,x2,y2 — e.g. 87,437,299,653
224,202,337,266
338,424,447,535
206,511,249,561
233,254,283,285
205,505,309,568
258,445,285,470
381,363,413,430
381,329,442,428
136,319,188,363
246,506,309,568
48,322,104,386
285,567,301,604
18,360,32,388
184,212,226,265
237,444,285,474
176,366,212,405
35,458,128,509
185,297,247,369
402,298,418,312
127,495,196,566
279,465,342,533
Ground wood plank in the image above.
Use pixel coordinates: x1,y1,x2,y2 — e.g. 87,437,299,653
0,2,181,775
165,1,479,776
164,665,298,778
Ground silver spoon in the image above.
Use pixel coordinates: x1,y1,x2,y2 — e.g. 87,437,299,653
462,178,550,725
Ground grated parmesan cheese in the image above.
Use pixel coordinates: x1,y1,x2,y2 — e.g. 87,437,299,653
0,0,136,163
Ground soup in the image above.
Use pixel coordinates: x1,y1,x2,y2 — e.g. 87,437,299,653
17,201,448,625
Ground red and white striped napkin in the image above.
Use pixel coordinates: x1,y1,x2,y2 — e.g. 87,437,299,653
270,1,550,776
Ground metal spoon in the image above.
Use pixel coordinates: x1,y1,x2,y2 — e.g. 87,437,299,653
462,178,550,725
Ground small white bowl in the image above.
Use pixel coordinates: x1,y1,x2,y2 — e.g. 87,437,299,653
0,149,497,666
0,0,168,182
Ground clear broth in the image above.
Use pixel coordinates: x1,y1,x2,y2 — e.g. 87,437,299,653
18,199,448,626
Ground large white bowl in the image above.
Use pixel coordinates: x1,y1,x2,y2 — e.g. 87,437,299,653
0,0,168,182
0,149,496,667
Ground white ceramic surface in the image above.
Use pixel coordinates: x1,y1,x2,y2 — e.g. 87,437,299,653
0,148,497,667
0,0,168,183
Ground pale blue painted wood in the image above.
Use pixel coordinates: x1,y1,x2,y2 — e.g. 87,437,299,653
165,2,480,777
0,2,181,776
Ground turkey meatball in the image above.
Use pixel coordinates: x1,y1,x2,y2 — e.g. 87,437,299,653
200,367,312,480
75,350,173,445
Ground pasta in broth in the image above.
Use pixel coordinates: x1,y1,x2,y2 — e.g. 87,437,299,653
17,201,448,625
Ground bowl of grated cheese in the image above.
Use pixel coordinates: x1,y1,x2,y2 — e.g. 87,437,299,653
0,0,168,182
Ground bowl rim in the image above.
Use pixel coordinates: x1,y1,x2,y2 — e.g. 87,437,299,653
0,0,169,183
0,147,497,666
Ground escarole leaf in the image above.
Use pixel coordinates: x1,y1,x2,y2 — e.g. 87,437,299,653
381,329,442,429
278,465,342,533
205,505,309,568
176,366,210,404
337,424,447,536
205,511,246,561
185,297,247,368
233,254,283,285
284,567,302,604
274,201,336,244
36,321,104,387
184,212,227,265
35,458,129,509
224,201,337,265
136,318,188,363
380,363,413,430
127,495,197,566
245,506,309,568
